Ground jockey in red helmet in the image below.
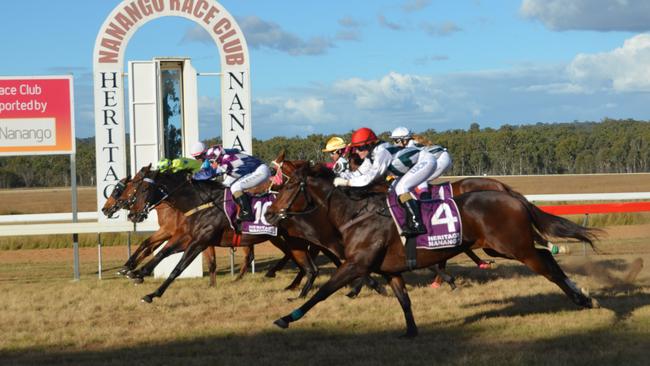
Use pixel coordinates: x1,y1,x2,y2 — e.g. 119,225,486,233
334,127,394,187
336,127,429,237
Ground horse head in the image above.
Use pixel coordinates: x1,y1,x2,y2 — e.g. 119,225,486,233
102,175,131,218
265,163,334,225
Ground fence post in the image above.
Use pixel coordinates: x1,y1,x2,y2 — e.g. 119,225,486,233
98,233,102,279
71,153,80,281
582,213,589,256
230,247,235,276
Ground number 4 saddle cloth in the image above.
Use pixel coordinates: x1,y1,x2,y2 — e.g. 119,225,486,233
224,189,278,236
386,182,462,249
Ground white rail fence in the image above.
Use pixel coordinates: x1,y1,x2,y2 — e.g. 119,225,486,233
1,191,650,280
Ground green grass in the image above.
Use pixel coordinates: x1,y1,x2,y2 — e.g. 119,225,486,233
0,232,151,250
0,244,649,366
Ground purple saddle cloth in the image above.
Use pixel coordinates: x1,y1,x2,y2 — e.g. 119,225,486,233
387,182,462,249
224,189,278,236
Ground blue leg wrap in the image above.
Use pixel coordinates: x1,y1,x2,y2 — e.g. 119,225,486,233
290,309,304,321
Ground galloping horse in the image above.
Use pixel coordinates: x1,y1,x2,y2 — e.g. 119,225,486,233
102,169,253,286
269,152,553,288
126,168,341,302
265,164,601,337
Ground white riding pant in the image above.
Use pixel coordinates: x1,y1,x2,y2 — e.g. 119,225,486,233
226,164,271,194
417,151,452,191
394,153,437,196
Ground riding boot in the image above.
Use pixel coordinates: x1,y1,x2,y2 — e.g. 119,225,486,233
399,197,427,237
234,193,254,222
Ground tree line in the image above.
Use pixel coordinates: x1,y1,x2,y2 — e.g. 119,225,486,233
1,118,648,188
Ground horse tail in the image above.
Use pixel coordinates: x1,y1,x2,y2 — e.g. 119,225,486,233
503,185,601,251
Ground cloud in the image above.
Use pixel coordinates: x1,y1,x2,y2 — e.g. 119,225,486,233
414,55,450,65
420,21,462,36
402,0,432,12
521,0,650,32
256,96,335,124
378,15,404,31
567,33,650,92
179,16,334,56
333,72,443,113
338,17,362,28
179,25,212,45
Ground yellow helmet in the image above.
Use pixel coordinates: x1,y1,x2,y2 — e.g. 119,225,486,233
322,136,347,152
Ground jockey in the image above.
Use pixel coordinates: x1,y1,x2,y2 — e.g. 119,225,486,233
194,145,271,222
390,127,452,200
387,146,437,236
322,136,350,175
332,127,396,188
334,127,431,236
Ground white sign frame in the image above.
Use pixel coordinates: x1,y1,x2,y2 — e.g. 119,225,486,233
93,0,252,222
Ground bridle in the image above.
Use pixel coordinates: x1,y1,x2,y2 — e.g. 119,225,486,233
275,176,334,220
131,173,189,218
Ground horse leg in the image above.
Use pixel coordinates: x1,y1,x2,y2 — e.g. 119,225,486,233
386,274,418,338
119,230,170,275
203,246,217,287
429,263,456,290
265,254,291,278
127,241,181,282
464,249,492,269
524,248,598,308
235,246,254,281
274,261,362,329
142,241,205,303
346,275,387,298
291,247,319,298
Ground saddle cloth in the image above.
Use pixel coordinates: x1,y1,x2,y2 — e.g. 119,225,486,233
387,182,462,249
224,189,278,236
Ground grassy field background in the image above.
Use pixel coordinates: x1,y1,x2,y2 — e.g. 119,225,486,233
1,174,649,365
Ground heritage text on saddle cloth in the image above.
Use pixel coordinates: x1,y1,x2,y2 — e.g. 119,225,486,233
387,182,462,249
224,189,278,236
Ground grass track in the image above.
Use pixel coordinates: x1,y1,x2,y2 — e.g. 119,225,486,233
1,240,649,366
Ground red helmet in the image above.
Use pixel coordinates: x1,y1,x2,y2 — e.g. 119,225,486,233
349,127,378,147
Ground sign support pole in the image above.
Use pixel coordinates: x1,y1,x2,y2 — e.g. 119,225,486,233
71,152,80,281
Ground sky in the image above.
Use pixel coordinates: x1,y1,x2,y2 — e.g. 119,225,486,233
1,0,650,140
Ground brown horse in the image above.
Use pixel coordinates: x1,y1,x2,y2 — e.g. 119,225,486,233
101,170,250,286
265,164,601,337
270,152,556,289
126,168,345,303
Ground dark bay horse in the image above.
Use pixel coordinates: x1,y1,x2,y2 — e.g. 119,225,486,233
101,170,251,286
265,164,601,337
270,153,555,288
126,168,333,303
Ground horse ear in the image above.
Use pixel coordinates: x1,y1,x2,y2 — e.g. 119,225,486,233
277,149,286,163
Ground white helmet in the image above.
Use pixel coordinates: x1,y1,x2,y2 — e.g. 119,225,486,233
390,126,412,139
190,141,206,157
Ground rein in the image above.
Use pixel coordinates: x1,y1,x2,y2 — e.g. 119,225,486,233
277,178,335,218
138,176,190,214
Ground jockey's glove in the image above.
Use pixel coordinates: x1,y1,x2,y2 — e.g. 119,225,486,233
333,177,350,187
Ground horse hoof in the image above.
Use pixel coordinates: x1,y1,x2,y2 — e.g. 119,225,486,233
141,295,153,303
589,298,600,309
132,277,144,284
345,290,359,298
265,272,277,278
399,331,418,339
274,318,289,329
116,268,128,276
